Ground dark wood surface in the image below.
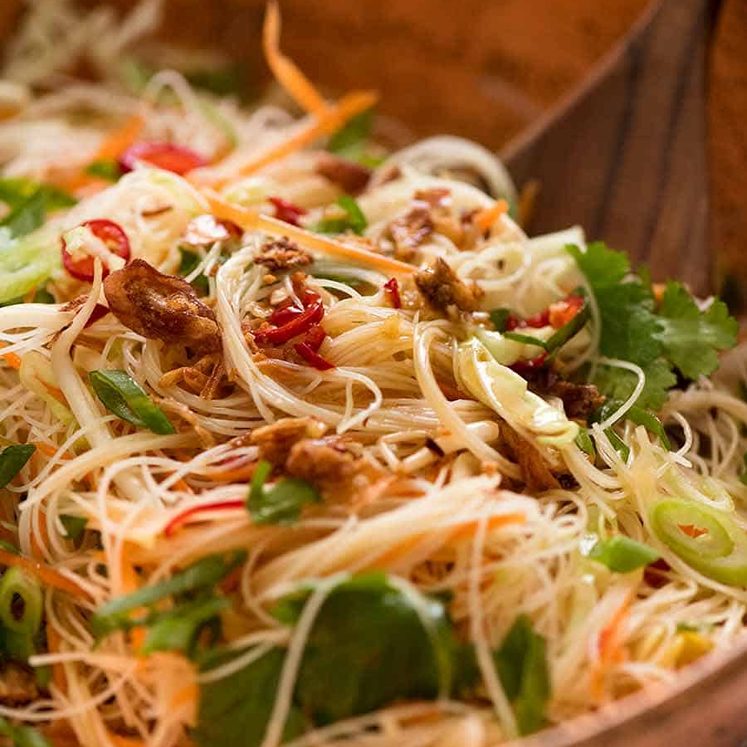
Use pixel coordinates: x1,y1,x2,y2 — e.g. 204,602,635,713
501,0,718,295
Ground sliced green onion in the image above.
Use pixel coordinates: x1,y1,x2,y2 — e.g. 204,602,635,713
586,534,660,572
0,716,52,747
92,551,245,637
593,401,670,449
649,498,747,586
489,308,511,332
575,428,595,456
142,596,228,656
545,299,590,353
248,459,321,525
605,429,630,461
89,370,175,435
178,248,209,295
502,331,548,349
0,444,35,489
85,159,122,182
314,195,367,235
60,514,87,541
0,567,43,636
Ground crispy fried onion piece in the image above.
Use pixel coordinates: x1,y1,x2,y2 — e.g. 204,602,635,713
253,237,312,272
501,425,559,493
104,259,221,353
159,352,228,400
250,416,380,501
414,257,479,313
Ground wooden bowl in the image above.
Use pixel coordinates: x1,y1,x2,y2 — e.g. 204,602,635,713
1,2,747,745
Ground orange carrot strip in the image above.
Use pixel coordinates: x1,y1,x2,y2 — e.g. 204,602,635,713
263,2,328,117
0,342,21,370
473,198,509,233
95,114,145,161
32,441,72,460
106,732,147,747
590,595,631,702
60,113,146,192
206,190,415,276
0,548,89,599
211,89,377,182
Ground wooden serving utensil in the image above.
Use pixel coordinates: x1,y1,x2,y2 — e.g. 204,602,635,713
501,0,721,297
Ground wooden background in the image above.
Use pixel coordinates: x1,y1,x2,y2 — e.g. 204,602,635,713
0,0,745,303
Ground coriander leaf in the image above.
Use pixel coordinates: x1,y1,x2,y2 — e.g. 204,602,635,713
313,195,367,236
592,358,677,412
586,534,660,572
657,281,739,380
248,460,320,524
276,573,459,724
195,647,304,747
60,514,87,541
566,241,629,287
0,191,46,238
85,159,122,182
327,109,374,158
493,615,550,736
0,178,76,212
0,444,36,489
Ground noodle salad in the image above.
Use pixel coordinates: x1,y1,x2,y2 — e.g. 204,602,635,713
0,2,745,746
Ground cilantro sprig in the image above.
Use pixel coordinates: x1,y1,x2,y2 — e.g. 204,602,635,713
568,242,738,410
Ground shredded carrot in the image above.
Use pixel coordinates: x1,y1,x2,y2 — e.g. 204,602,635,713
46,625,68,693
0,343,21,370
473,198,509,233
106,732,147,747
59,113,145,192
41,380,67,405
589,595,631,702
0,547,90,599
31,509,51,560
202,464,258,483
263,2,328,117
32,441,72,460
205,190,415,275
96,114,145,162
207,89,377,183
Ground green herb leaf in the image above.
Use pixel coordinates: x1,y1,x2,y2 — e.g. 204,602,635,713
489,308,511,332
195,648,305,747
586,534,660,572
575,427,595,456
85,159,122,182
0,444,35,489
186,64,247,98
657,281,739,380
0,717,52,747
314,195,367,235
60,514,88,541
568,243,738,411
89,370,175,435
0,179,75,239
142,596,229,656
279,573,458,724
503,331,548,349
327,109,374,160
248,460,320,525
92,551,245,638
178,248,210,295
493,615,551,736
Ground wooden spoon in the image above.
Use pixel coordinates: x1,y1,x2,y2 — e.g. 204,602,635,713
501,0,721,296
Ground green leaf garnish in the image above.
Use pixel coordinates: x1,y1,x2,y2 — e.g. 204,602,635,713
567,242,738,410
493,615,551,736
89,370,175,435
247,460,320,525
0,444,35,489
314,195,368,235
586,534,660,572
85,159,123,182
